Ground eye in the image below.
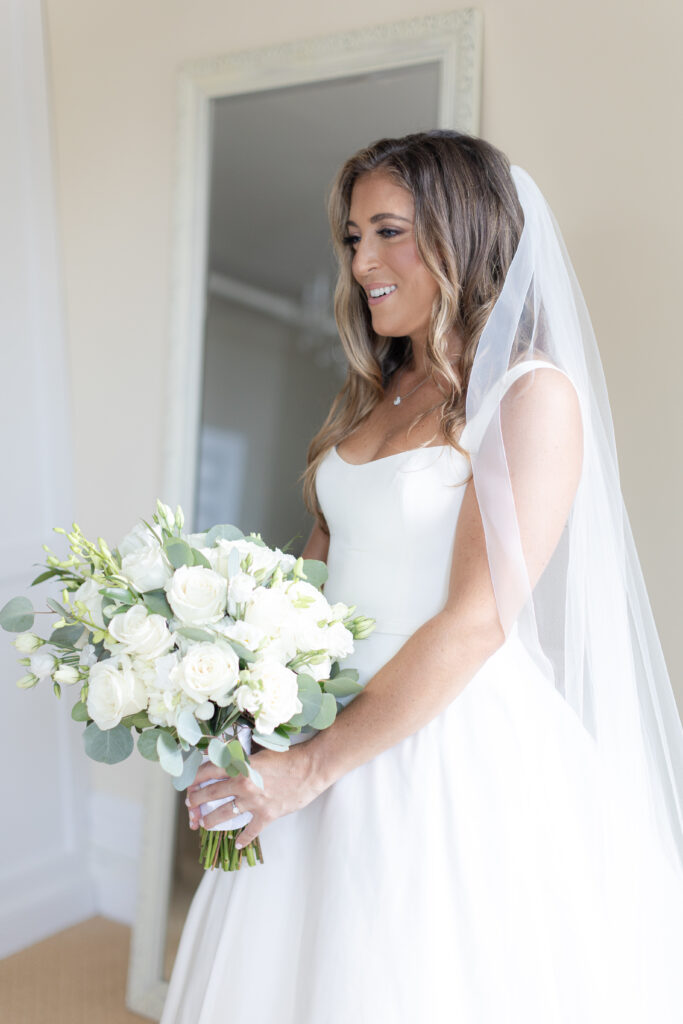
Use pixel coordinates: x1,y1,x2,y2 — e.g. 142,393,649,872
341,228,403,249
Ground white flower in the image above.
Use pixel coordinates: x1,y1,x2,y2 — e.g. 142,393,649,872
227,571,256,616
53,664,80,685
235,658,302,734
212,538,282,579
285,579,331,619
243,585,292,637
328,601,351,623
323,620,355,660
29,651,57,679
216,618,265,652
304,655,332,683
164,565,227,625
169,641,240,705
73,578,106,629
78,643,98,668
107,604,175,659
121,545,172,593
144,650,215,728
13,632,44,654
117,521,162,559
257,633,297,665
279,552,297,575
86,653,147,730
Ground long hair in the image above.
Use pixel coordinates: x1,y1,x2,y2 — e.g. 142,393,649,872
300,130,524,532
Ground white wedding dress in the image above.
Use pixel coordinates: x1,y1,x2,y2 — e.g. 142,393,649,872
161,364,683,1024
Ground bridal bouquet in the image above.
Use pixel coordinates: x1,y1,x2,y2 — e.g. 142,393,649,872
1,500,375,870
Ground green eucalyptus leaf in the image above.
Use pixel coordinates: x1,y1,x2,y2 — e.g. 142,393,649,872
204,524,244,546
171,747,203,791
323,673,363,698
227,739,245,761
251,730,290,751
177,708,203,745
121,710,151,730
0,596,35,632
208,737,230,769
247,763,264,790
50,623,86,648
175,626,215,643
141,589,173,617
46,597,71,618
287,672,323,727
300,559,328,589
71,700,90,722
165,539,194,569
309,692,337,730
83,722,134,764
137,729,161,761
225,638,258,663
190,548,212,569
157,731,183,776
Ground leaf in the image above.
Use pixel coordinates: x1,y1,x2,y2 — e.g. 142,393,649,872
100,587,136,605
208,737,231,769
83,722,134,764
177,708,203,745
165,538,194,569
121,710,151,730
190,548,212,569
287,672,322,727
137,729,161,761
50,623,86,648
225,638,258,663
172,747,203,791
157,731,184,776
174,625,215,643
300,559,328,589
71,700,90,722
251,730,290,751
0,596,35,632
247,763,264,790
204,523,244,546
141,589,173,617
309,692,337,730
227,739,245,761
323,673,363,698
30,568,60,586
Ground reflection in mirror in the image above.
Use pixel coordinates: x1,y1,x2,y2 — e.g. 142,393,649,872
162,62,441,981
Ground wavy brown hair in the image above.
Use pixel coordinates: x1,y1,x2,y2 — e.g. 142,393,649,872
300,130,525,532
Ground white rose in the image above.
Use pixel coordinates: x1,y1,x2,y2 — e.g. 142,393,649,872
29,651,57,679
145,651,214,728
107,604,175,659
287,611,328,654
285,579,331,619
239,658,302,734
170,641,239,705
227,572,256,616
53,664,80,685
86,653,147,730
117,520,162,559
121,545,172,593
323,621,355,660
243,585,292,637
73,578,105,629
257,633,297,665
164,565,227,625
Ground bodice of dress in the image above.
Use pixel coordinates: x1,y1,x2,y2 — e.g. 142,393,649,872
316,445,470,637
315,359,569,639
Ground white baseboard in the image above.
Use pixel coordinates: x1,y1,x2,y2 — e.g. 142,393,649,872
0,853,95,959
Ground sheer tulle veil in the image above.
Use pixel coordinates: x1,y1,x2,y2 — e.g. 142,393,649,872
460,166,683,903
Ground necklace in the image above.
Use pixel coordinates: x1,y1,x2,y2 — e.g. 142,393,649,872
392,369,430,406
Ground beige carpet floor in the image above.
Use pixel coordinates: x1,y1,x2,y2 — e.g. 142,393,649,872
0,917,148,1024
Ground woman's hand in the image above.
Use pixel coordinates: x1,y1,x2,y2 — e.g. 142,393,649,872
185,741,323,849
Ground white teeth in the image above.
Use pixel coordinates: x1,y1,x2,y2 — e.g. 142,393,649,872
369,285,397,298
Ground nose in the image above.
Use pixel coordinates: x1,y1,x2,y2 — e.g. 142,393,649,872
351,235,380,280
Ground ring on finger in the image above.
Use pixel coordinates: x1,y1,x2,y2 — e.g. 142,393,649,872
232,801,241,815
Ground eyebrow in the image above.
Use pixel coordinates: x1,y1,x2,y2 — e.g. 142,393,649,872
345,213,412,228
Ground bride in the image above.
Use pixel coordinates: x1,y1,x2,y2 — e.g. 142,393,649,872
163,131,683,1023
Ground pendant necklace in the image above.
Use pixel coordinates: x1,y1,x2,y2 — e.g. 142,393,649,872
393,369,430,406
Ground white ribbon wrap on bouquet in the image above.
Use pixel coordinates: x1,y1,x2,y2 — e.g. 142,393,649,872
199,723,254,832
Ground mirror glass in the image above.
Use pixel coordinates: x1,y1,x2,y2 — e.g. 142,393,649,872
162,61,441,981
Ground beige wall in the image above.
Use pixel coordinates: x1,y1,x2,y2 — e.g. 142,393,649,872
43,0,682,811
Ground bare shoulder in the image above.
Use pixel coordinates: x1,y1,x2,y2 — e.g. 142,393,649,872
501,364,583,446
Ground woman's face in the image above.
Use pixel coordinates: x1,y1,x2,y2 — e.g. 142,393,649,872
345,169,440,348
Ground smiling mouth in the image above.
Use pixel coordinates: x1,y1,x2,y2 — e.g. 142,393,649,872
368,285,397,306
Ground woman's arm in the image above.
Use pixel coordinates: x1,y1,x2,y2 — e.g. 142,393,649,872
300,519,330,563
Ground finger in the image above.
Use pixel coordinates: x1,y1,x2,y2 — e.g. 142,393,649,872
234,818,264,850
201,802,252,830
186,780,239,808
188,761,229,788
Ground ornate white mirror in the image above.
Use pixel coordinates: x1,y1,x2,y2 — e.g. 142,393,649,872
126,10,482,1018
